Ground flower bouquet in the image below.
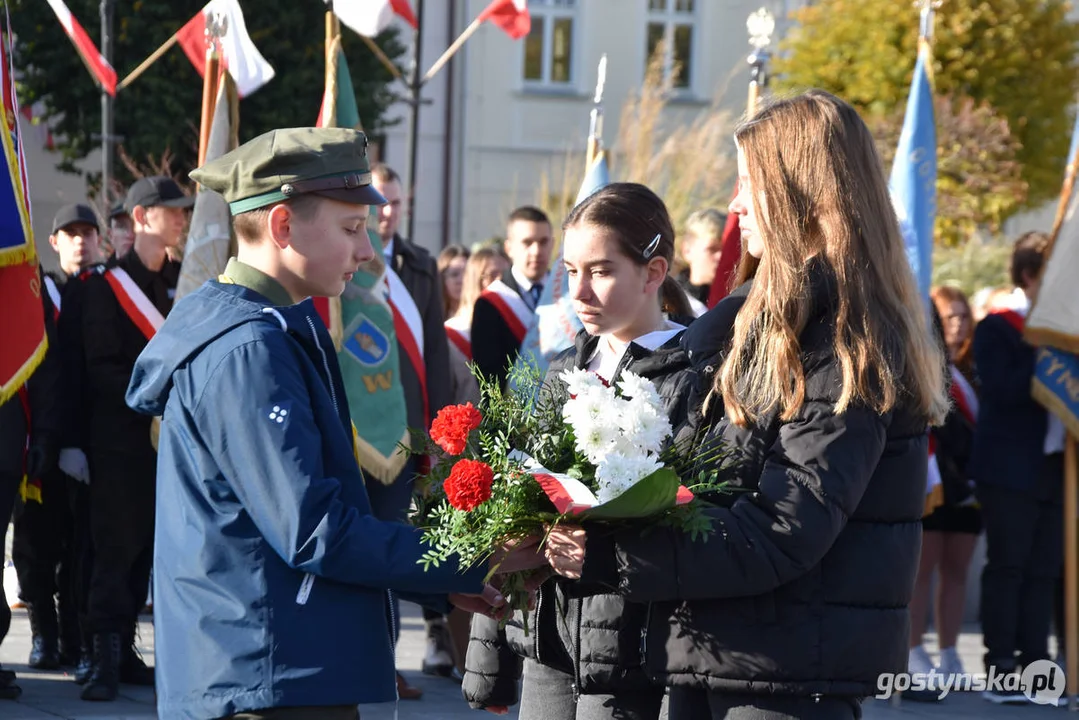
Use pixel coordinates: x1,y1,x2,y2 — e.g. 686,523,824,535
412,362,724,616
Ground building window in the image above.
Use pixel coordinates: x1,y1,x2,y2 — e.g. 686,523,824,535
523,0,576,86
646,0,695,90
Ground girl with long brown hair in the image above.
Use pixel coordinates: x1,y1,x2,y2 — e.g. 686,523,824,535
908,286,981,680
545,90,947,719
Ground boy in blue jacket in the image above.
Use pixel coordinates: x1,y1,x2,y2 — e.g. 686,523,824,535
126,128,529,720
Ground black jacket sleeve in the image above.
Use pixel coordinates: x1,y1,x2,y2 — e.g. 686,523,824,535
27,274,64,445
462,613,522,710
470,296,519,388
56,280,90,449
972,314,1035,409
579,401,889,602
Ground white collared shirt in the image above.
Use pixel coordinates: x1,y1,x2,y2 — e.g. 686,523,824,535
511,265,535,294
586,322,686,382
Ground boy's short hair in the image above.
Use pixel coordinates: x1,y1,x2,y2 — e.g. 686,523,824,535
371,163,401,185
684,209,726,241
232,195,323,242
507,206,550,227
1010,231,1050,288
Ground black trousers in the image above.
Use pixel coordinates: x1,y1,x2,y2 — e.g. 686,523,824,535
69,479,94,642
86,448,155,634
977,453,1065,672
12,468,78,645
667,688,861,720
0,472,22,648
0,398,29,648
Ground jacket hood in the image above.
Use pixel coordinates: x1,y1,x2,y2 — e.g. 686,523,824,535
126,282,317,416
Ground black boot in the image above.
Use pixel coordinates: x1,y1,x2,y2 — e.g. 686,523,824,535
27,602,61,670
80,632,121,701
74,637,93,685
0,664,20,701
58,592,81,667
119,628,155,687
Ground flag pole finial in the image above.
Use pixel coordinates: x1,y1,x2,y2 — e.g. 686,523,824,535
745,7,775,115
586,55,607,168
917,0,942,41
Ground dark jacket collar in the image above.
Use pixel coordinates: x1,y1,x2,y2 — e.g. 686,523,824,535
570,329,689,379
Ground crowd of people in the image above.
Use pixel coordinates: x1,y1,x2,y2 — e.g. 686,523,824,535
0,88,1069,720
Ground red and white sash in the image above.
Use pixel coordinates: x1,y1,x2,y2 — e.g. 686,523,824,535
479,279,534,344
444,315,471,360
103,267,164,341
42,275,61,321
385,267,429,425
949,365,978,425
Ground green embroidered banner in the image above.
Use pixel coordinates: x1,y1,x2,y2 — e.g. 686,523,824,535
339,231,410,483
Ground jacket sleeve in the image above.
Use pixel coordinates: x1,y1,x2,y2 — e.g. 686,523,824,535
27,281,64,444
193,333,486,596
82,274,137,410
420,256,454,416
972,315,1035,408
471,296,516,388
580,401,889,602
56,281,90,449
462,613,522,709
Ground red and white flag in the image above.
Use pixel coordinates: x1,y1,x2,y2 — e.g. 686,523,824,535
44,0,117,96
177,0,275,97
478,0,530,40
330,0,418,37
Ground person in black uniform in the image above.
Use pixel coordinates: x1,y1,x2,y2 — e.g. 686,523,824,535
1,268,63,700
470,206,553,388
13,204,103,674
80,177,191,701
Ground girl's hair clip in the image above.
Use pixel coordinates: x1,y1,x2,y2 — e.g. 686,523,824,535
643,233,662,259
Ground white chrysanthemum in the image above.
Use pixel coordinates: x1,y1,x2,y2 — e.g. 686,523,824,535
560,367,606,397
595,453,663,503
562,385,607,429
616,402,672,455
617,371,662,410
575,418,619,462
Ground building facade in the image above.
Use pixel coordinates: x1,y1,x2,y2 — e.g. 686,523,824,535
377,0,806,253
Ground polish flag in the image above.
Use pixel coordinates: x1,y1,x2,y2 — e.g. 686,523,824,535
478,0,530,40
330,0,419,37
177,0,276,97
44,0,117,96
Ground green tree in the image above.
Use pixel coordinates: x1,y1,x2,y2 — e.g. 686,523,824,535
872,95,1028,245
11,0,406,194
774,0,1079,210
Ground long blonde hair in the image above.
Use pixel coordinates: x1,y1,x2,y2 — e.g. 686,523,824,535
454,247,506,326
718,90,947,426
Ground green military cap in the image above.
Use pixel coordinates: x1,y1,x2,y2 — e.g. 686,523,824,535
189,127,386,215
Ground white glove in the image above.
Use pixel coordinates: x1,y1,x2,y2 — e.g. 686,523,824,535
58,448,91,484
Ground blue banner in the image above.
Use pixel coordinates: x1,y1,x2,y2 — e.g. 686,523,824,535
1032,347,1079,439
888,44,936,302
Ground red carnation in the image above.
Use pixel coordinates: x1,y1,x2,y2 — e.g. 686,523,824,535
443,459,494,512
430,403,483,455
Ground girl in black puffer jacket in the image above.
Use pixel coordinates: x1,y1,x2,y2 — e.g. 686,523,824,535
462,183,698,720
545,91,950,720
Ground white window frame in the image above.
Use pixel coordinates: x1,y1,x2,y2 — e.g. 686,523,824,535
522,0,579,88
644,0,698,93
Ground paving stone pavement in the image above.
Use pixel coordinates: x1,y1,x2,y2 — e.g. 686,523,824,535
2,602,1076,719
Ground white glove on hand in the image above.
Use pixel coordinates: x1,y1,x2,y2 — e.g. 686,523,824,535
58,448,91,484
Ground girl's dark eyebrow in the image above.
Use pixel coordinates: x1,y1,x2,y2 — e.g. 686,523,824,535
564,259,614,267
